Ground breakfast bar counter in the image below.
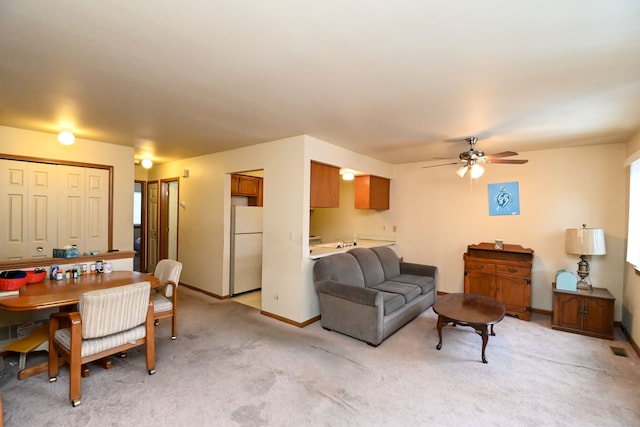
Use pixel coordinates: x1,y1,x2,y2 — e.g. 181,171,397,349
309,239,395,259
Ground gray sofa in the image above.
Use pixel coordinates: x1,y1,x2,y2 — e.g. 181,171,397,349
313,246,437,346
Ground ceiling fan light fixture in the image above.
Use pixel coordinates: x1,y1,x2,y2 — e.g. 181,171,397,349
470,163,484,179
456,165,468,178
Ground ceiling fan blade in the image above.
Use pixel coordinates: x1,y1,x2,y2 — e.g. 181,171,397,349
486,159,528,164
421,161,462,169
486,151,518,159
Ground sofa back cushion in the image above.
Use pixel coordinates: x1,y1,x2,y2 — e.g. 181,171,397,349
371,246,401,279
313,253,365,287
348,248,386,287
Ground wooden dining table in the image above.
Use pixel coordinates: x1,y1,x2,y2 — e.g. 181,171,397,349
0,270,159,379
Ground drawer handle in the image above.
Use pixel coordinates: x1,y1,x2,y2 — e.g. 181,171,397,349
475,264,484,269
36,247,43,252
508,267,517,273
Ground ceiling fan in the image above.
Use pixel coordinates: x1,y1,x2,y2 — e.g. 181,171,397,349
422,137,528,178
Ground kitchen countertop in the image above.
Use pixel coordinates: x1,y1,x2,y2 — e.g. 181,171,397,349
309,239,395,259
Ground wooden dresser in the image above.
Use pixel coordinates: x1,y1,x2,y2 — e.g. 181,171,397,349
464,243,534,320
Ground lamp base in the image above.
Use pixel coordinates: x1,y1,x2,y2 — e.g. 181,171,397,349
576,279,592,291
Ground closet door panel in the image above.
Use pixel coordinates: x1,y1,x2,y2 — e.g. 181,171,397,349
58,166,85,249
0,161,28,259
85,168,109,252
28,163,58,258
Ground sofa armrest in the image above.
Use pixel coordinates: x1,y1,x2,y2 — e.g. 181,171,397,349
315,280,382,307
399,262,437,278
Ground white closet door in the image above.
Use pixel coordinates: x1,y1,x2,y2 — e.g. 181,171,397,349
57,165,85,249
0,160,28,259
0,160,57,259
85,168,109,252
28,162,58,258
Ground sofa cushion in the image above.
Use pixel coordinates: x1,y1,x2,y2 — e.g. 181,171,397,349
371,246,401,279
391,274,435,295
314,253,365,287
380,292,405,315
370,281,422,304
349,248,386,287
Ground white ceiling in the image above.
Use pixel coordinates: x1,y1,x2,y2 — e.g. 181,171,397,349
1,1,639,165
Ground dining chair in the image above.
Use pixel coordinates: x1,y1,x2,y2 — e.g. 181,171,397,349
153,259,183,340
48,281,155,407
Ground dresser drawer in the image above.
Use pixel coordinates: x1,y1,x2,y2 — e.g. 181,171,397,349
496,264,530,277
465,261,496,274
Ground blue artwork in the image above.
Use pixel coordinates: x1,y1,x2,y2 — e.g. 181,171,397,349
488,182,520,216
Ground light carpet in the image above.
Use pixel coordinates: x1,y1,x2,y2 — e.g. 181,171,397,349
1,287,638,426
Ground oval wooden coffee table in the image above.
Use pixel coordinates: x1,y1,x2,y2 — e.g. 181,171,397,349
433,293,505,363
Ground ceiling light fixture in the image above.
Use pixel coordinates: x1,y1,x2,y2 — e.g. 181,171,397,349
57,130,75,146
141,158,153,169
470,163,484,179
340,169,355,181
455,165,468,178
456,162,484,179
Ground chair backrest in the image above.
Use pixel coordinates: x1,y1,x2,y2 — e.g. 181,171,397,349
154,259,183,297
79,281,151,339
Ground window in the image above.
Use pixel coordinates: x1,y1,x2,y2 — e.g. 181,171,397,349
628,158,640,269
133,188,142,226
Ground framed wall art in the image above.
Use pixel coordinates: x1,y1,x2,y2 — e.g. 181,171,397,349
488,181,520,216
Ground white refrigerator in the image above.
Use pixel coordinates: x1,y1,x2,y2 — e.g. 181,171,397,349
230,206,263,295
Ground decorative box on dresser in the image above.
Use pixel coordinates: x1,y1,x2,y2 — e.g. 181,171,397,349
551,285,614,340
464,243,534,320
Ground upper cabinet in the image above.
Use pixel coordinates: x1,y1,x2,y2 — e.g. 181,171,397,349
310,161,340,208
355,175,390,210
231,174,263,206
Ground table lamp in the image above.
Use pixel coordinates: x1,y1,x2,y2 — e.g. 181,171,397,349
565,224,606,290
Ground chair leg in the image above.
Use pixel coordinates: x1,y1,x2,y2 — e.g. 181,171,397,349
171,314,177,340
69,353,82,406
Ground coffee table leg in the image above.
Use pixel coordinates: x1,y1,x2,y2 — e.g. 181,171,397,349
436,315,444,350
480,325,489,363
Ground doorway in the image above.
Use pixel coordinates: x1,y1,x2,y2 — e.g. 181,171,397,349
133,181,147,272
230,170,263,309
159,178,179,261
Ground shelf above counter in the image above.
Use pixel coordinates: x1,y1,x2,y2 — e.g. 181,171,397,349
309,239,395,259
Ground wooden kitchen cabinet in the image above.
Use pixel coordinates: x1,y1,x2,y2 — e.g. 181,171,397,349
464,243,533,320
354,175,390,210
231,174,263,206
310,161,340,208
552,285,614,340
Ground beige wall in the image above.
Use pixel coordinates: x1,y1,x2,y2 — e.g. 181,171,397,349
0,125,633,335
392,143,628,320
146,135,392,323
623,131,640,347
146,134,630,326
148,136,309,321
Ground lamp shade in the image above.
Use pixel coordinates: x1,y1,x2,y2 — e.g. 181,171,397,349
565,227,606,255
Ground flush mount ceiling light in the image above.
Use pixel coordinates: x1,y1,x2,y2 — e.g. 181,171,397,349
340,169,355,181
57,130,75,145
141,158,153,169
